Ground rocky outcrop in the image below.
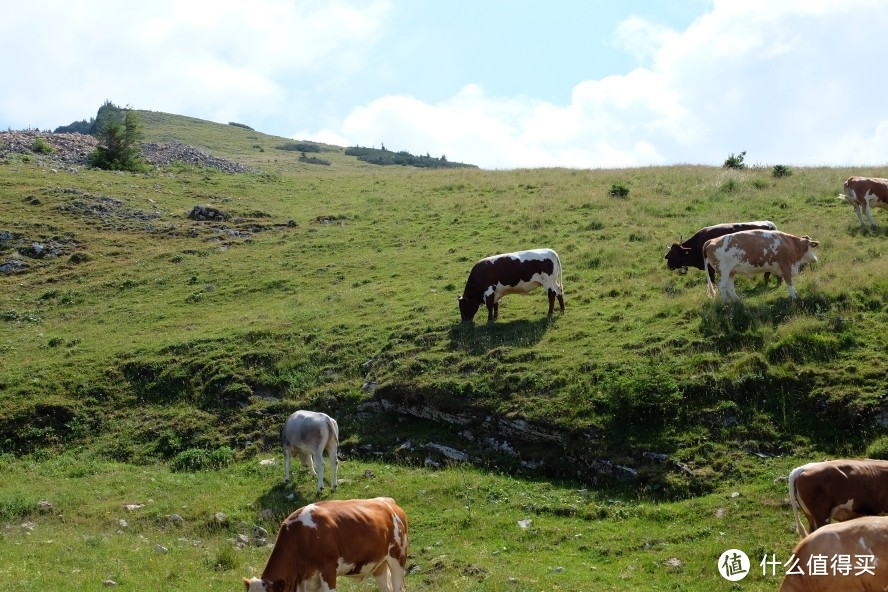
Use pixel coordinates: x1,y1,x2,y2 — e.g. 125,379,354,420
0,131,250,172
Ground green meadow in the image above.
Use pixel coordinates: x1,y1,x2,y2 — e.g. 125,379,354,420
1,111,886,591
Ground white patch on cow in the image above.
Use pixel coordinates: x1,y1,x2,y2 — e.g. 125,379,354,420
830,498,855,522
244,578,268,592
338,557,375,578
284,504,318,529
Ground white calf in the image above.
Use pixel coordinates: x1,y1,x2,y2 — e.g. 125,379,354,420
281,410,339,494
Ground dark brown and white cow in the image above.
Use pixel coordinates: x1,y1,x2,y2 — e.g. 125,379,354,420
779,516,888,592
703,230,818,301
458,248,564,323
788,459,888,536
839,176,888,229
244,497,409,592
664,220,777,279
282,410,339,495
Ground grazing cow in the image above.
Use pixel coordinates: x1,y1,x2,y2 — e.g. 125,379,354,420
788,459,888,536
839,176,888,229
664,221,777,279
778,516,888,592
458,248,564,323
244,497,409,592
703,230,818,301
282,410,339,495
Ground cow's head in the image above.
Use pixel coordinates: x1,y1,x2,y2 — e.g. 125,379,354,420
457,295,480,323
664,243,692,272
801,236,820,263
243,577,283,592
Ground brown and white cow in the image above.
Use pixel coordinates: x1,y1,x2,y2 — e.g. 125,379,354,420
458,248,564,323
789,459,888,536
282,410,339,495
839,176,888,229
244,497,409,592
703,230,818,301
778,516,888,592
664,220,777,279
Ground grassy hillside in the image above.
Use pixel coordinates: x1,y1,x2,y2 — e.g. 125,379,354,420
1,111,886,590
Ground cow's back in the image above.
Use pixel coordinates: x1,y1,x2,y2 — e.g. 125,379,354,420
779,516,888,592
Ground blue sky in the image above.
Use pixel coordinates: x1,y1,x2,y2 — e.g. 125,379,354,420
3,1,888,169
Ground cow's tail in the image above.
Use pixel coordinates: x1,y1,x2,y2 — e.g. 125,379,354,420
788,464,809,537
705,260,716,298
327,415,340,455
555,250,564,295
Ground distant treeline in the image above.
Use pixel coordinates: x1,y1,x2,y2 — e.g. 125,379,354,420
54,101,127,135
345,146,476,169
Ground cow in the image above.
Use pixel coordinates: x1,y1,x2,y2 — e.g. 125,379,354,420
664,220,778,280
839,176,888,229
244,497,409,592
703,230,818,301
788,459,888,537
778,516,888,592
458,248,564,323
282,410,339,495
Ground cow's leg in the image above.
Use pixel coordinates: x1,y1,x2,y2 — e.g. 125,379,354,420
485,295,495,322
718,274,734,300
377,555,405,592
312,450,325,494
547,289,556,316
373,562,394,592
780,263,797,299
318,565,338,592
864,204,878,228
854,204,869,229
283,445,292,483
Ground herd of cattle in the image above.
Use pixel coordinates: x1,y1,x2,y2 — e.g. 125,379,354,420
243,177,887,591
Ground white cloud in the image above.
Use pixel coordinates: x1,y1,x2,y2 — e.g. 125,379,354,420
0,0,390,131
300,0,888,169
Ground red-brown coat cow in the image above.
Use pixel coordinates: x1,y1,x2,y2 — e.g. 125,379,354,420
244,497,409,592
664,220,777,280
789,459,888,536
779,516,888,592
458,248,564,323
703,230,818,301
839,176,888,230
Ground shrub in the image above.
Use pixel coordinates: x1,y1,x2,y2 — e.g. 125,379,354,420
723,151,747,169
866,436,888,460
608,183,629,198
228,122,254,130
32,137,54,155
772,164,792,178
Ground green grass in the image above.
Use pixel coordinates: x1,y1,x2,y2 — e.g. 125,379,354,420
0,451,802,591
1,111,887,589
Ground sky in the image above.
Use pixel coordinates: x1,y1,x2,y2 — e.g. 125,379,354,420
3,0,888,170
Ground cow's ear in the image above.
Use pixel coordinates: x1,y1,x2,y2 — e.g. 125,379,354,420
680,246,692,254
457,295,464,301
243,578,251,591
810,240,820,248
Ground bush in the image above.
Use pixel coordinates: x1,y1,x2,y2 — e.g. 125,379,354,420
228,122,254,130
866,436,888,460
32,137,54,155
723,151,747,169
608,183,630,198
772,164,792,178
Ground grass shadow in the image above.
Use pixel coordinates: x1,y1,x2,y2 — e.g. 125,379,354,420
254,479,318,525
448,316,555,355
